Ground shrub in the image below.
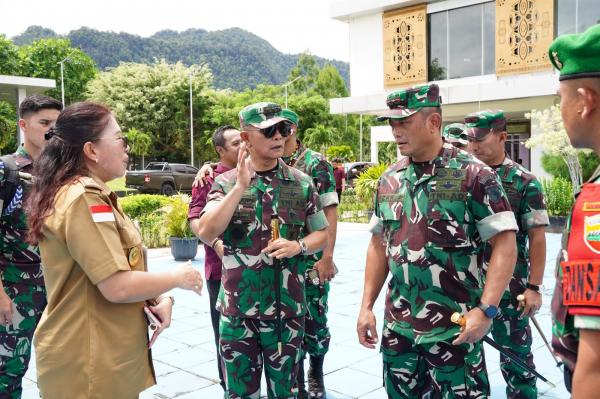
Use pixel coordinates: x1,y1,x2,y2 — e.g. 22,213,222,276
541,177,574,216
119,194,173,220
542,152,600,182
354,164,388,209
165,194,195,238
326,145,354,161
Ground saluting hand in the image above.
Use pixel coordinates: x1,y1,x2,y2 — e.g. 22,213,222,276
174,261,203,296
357,308,378,349
0,291,13,327
235,143,253,190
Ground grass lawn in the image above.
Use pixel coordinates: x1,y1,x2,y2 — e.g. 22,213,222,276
107,176,127,191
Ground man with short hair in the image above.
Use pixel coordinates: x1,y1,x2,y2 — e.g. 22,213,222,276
442,123,468,150
196,102,328,399
189,125,242,391
332,158,345,203
356,83,518,398
0,94,62,398
281,108,338,399
466,109,548,399
549,24,600,398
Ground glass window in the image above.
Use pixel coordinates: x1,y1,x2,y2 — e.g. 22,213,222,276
428,12,447,80
427,2,494,80
448,5,482,79
578,0,600,33
483,2,495,75
558,0,600,35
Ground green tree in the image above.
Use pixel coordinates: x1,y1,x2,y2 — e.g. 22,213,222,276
18,38,97,104
0,35,20,75
87,60,213,164
0,101,17,153
326,145,354,161
288,52,321,94
125,128,152,169
315,64,349,98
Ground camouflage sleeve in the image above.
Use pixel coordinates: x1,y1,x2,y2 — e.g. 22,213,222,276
201,178,227,215
520,177,549,230
574,315,600,330
368,177,384,235
471,167,519,241
312,159,339,208
305,181,328,233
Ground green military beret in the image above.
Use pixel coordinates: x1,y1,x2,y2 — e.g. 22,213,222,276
377,83,442,121
239,102,285,129
464,109,506,140
549,24,600,81
442,123,468,147
281,108,299,127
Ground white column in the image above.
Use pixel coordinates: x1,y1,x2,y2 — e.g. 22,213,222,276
17,87,27,146
528,121,551,181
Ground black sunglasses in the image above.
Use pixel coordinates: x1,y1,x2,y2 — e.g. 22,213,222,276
257,121,293,138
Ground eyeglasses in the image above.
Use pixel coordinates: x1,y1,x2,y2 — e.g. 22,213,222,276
250,121,293,138
92,136,129,148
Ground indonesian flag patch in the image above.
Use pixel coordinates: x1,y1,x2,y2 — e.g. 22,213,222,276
89,204,115,223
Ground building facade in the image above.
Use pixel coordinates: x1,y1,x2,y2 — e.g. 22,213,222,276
329,0,599,177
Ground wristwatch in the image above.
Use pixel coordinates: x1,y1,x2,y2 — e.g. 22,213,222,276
526,283,541,292
477,302,499,319
297,239,308,255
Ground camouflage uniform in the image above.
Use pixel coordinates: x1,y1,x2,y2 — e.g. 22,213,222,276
482,157,548,399
204,157,328,399
287,141,338,357
370,139,517,398
442,123,468,149
0,147,46,399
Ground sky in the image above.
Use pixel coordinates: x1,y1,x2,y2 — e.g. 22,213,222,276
0,0,350,62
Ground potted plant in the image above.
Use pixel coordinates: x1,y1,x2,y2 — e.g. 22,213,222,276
541,177,574,233
165,194,199,260
354,164,388,220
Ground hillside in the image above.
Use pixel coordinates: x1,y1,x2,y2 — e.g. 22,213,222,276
12,25,349,91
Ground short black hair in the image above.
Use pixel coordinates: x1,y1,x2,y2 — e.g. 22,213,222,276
212,125,237,156
18,94,63,119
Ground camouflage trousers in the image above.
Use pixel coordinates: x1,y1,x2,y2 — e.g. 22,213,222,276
381,325,489,399
303,280,330,357
0,282,46,399
490,295,537,399
219,315,304,399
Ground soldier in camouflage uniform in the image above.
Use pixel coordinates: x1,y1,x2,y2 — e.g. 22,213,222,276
549,24,600,397
356,83,519,398
442,123,468,150
0,94,62,398
466,110,549,399
281,108,339,399
196,102,329,399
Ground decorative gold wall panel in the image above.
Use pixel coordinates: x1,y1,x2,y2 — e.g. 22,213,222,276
496,0,554,76
383,5,427,89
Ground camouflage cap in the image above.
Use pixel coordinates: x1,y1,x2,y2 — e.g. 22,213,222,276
239,102,286,129
442,123,468,147
281,108,299,127
464,109,507,140
549,24,600,81
377,83,442,121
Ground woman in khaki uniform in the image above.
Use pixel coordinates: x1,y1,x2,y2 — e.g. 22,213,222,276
26,102,203,399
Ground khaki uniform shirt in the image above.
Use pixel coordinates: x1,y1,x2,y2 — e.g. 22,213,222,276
34,175,155,398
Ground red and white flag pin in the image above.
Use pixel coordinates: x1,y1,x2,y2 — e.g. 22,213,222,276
89,204,115,223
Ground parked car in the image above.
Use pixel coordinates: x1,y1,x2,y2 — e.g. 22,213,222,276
344,162,376,187
125,162,199,195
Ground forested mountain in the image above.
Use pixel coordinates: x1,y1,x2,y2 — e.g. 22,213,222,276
12,26,349,90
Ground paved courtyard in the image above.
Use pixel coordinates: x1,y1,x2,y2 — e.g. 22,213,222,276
21,223,570,398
